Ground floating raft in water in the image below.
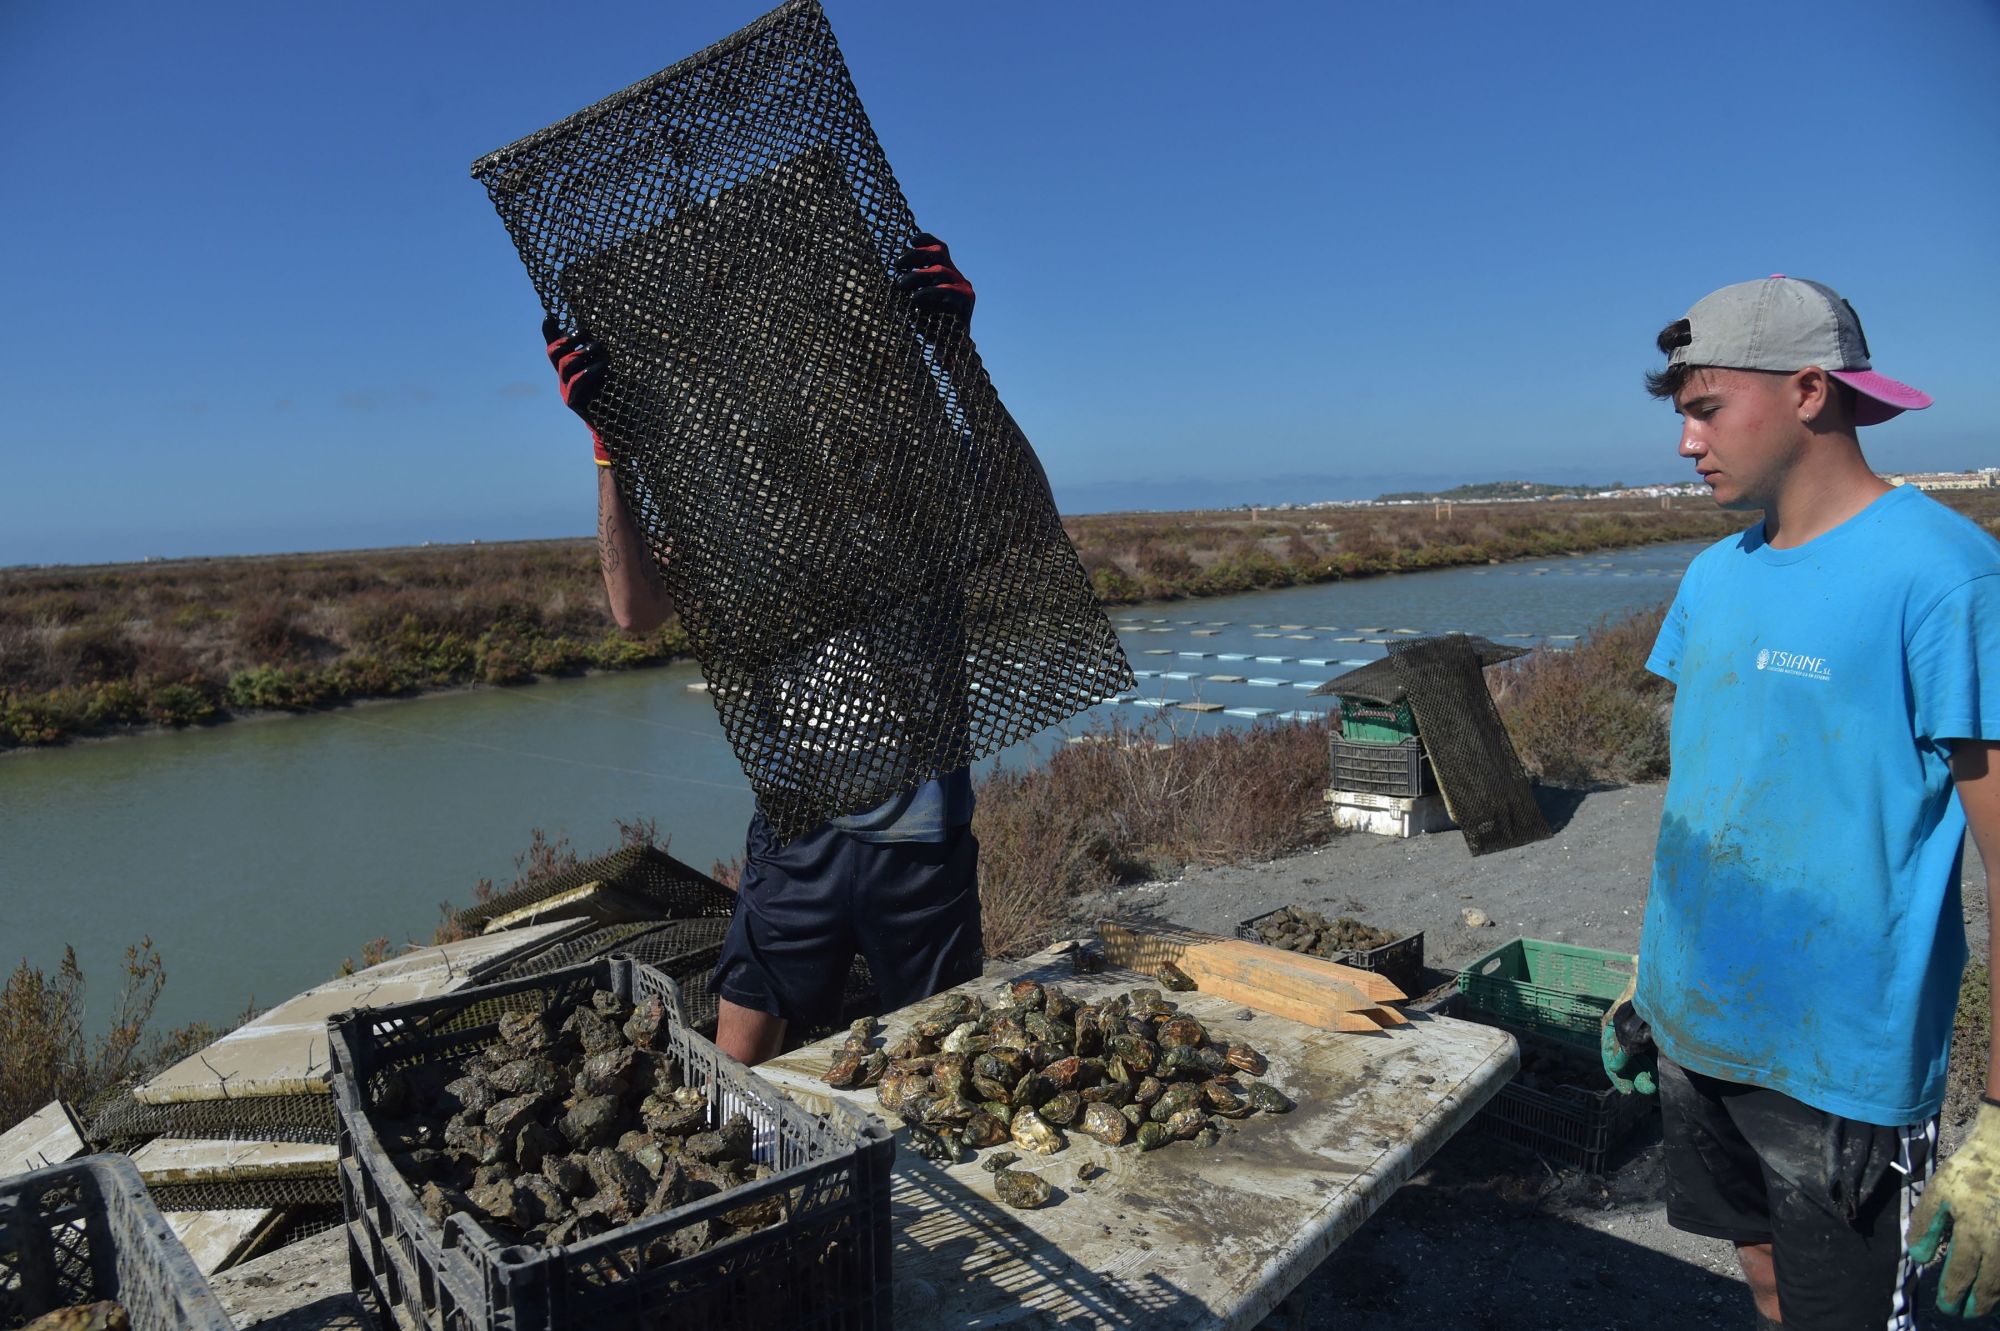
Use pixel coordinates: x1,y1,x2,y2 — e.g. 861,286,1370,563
1178,701,1225,713
1246,677,1287,688
1207,674,1247,683
1224,706,1273,719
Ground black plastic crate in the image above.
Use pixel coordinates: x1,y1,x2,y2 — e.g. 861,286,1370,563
1236,907,1426,995
1329,737,1433,797
1439,997,1653,1174
0,1153,238,1330
328,957,893,1331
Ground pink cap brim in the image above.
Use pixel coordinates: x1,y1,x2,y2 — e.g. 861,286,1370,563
1829,369,1933,426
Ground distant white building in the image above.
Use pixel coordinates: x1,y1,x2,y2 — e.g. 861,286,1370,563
1883,469,1999,492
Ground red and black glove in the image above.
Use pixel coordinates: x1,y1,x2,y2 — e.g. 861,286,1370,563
542,315,612,466
892,231,975,327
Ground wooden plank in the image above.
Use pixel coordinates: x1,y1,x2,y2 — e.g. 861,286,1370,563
1098,925,1383,1033
1097,922,1407,1003
1199,937,1408,1003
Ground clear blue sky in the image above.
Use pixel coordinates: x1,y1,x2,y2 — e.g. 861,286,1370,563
3,1,1996,566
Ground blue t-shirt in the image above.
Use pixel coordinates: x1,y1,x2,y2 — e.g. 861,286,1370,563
1637,484,2000,1125
826,767,975,843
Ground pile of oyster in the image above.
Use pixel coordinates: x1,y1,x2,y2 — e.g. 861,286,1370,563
822,978,1293,1208
366,989,778,1255
1251,905,1400,958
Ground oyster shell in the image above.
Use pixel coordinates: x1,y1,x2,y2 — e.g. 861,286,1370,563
1076,1102,1131,1146
960,1110,1011,1148
1156,961,1197,992
1041,1091,1083,1127
994,1167,1052,1209
906,1123,963,1165
1010,1109,1065,1155
1224,1042,1267,1076
1247,1081,1295,1114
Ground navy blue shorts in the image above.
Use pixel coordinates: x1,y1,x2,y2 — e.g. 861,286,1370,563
713,812,982,1025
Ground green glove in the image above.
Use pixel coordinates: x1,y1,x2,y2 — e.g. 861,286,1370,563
1600,973,1657,1096
1910,1100,2000,1318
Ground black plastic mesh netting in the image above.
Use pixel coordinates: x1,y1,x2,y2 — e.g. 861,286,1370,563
1389,636,1550,856
146,1176,339,1214
470,0,1131,840
87,1092,336,1152
453,843,737,935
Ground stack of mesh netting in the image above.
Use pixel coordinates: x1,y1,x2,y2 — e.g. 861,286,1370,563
452,843,737,935
87,1092,335,1153
471,0,1131,840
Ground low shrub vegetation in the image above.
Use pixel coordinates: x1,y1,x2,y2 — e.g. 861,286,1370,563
1490,606,1675,787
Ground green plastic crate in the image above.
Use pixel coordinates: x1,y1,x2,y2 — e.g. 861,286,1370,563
1337,695,1419,744
1455,937,1636,1050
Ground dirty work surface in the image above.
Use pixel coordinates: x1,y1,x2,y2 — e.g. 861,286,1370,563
759,946,1515,1331
1080,781,1997,1330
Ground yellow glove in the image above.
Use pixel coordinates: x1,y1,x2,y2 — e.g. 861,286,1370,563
1910,1099,2000,1318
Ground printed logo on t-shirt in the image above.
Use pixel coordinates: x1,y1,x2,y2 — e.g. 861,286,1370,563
1755,647,1831,682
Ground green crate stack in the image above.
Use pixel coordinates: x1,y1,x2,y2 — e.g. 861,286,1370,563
1337,696,1420,745
1454,937,1637,1050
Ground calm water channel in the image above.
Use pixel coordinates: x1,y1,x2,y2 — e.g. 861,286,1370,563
0,541,1701,1033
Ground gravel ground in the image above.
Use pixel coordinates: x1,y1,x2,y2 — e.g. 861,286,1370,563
1073,782,1996,1331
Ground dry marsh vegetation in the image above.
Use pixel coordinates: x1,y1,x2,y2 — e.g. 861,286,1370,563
0,494,1856,750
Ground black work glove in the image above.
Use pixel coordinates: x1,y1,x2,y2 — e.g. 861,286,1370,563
892,231,975,327
541,316,610,464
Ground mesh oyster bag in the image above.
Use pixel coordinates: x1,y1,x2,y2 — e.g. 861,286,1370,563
470,0,1131,839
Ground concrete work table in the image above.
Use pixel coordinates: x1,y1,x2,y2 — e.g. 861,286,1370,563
754,945,1518,1331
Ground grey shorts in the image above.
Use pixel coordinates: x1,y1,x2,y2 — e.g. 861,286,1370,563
1658,1056,1937,1331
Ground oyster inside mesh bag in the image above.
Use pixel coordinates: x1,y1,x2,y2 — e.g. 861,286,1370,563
473,0,1130,839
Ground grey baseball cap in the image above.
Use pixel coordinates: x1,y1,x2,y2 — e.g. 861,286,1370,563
1670,275,1933,425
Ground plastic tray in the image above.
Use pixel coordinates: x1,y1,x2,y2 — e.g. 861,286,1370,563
1329,737,1433,797
1335,696,1418,744
1437,997,1653,1174
1237,907,1426,994
328,957,893,1331
1455,937,1636,1050
0,1153,238,1330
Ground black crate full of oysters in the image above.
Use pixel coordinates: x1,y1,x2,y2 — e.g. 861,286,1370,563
327,957,892,1331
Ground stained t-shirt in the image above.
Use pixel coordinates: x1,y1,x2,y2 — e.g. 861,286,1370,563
1637,484,2000,1124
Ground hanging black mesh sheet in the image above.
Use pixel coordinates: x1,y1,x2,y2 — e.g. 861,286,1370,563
1389,636,1551,856
471,0,1131,839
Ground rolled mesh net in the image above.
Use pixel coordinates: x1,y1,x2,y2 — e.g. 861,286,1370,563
471,0,1131,839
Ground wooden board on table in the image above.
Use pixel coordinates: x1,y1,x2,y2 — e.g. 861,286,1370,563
1098,922,1407,1033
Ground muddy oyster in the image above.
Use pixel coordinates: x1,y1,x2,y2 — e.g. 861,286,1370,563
994,1166,1053,1209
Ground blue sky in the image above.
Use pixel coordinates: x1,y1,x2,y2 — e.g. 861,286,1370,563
3,1,1995,566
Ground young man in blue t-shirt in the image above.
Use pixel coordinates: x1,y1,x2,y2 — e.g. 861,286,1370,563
1603,276,2000,1329
543,233,985,1068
